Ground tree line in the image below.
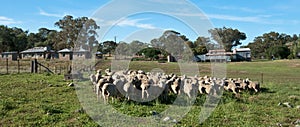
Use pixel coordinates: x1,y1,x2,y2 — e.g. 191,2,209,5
0,15,99,53
1,15,299,60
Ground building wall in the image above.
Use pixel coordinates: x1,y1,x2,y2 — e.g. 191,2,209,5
73,52,86,60
21,53,46,59
59,53,72,60
236,51,251,61
73,52,91,60
0,53,18,61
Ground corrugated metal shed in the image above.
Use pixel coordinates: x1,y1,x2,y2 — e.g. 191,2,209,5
21,47,49,53
58,48,72,53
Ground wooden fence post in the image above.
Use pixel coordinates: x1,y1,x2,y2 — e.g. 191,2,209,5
39,62,41,73
34,59,38,73
31,60,34,73
17,59,20,73
6,58,8,74
261,72,264,84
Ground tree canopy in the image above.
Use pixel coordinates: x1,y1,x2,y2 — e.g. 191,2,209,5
209,27,246,52
54,15,99,51
247,32,299,59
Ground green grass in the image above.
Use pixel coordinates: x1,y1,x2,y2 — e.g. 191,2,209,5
0,73,98,126
0,59,300,126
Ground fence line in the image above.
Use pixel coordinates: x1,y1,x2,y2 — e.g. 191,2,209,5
0,59,96,75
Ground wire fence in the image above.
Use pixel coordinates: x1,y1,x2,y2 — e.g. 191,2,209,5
0,59,92,75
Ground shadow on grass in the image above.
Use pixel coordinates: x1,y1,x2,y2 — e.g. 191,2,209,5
259,87,275,93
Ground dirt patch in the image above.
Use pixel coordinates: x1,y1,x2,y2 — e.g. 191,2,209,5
290,63,300,68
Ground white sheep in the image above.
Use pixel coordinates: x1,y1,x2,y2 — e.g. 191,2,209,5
246,78,260,92
102,83,121,104
182,78,198,98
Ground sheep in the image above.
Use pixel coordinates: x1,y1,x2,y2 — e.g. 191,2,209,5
145,80,167,102
182,78,198,98
95,75,114,100
157,79,169,102
123,80,135,100
102,83,121,104
140,77,150,99
95,69,102,83
246,78,260,92
224,80,239,95
203,83,213,95
171,78,181,94
89,74,97,92
236,80,248,92
198,80,207,94
104,68,114,76
90,69,261,103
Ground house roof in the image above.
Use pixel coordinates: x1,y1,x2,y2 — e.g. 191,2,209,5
234,48,251,52
208,49,226,52
76,47,88,52
21,47,49,53
96,52,102,54
1,51,18,54
58,48,71,53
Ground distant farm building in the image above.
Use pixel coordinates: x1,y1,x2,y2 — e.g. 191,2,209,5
95,52,103,59
58,48,73,60
195,48,252,62
20,47,57,60
73,48,91,60
206,49,232,62
0,52,18,61
58,48,91,60
233,48,251,61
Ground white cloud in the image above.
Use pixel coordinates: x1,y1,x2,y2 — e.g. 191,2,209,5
38,8,68,18
0,16,20,25
171,12,275,24
117,18,156,29
146,0,188,5
97,18,157,29
213,6,262,13
207,14,262,23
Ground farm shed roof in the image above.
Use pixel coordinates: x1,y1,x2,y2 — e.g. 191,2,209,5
20,47,49,53
96,52,102,54
234,48,251,52
58,48,72,53
1,51,18,54
77,47,88,52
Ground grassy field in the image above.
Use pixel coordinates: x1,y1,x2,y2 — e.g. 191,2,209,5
0,59,299,126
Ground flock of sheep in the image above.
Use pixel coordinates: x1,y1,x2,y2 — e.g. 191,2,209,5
90,69,260,104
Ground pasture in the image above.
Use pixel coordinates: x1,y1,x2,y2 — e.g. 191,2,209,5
0,60,299,126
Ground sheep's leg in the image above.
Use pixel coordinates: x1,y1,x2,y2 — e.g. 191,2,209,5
199,87,203,94
206,87,211,95
96,86,100,101
171,85,177,94
232,88,238,95
102,92,106,104
93,84,96,93
145,90,149,99
93,83,98,93
126,93,130,100
142,88,145,99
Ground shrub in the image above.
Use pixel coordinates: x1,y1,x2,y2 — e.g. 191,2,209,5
288,54,294,59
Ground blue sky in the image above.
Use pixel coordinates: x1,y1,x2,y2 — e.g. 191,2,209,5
1,0,300,46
